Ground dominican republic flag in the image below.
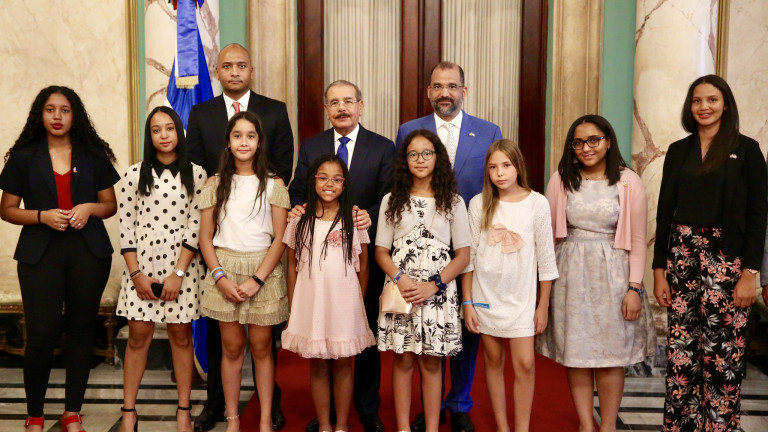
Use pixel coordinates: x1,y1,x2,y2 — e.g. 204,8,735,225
167,0,214,375
166,0,214,130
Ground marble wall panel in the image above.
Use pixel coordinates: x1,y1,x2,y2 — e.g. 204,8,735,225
631,0,719,335
726,0,768,155
0,1,131,281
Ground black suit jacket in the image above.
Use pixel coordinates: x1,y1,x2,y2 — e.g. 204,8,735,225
653,134,767,269
186,91,294,184
289,126,395,232
0,140,120,264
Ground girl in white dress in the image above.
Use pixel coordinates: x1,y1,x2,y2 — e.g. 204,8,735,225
375,129,470,432
198,111,290,432
117,106,207,432
462,139,558,432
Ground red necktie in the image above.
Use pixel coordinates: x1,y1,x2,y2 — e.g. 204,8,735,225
232,101,241,113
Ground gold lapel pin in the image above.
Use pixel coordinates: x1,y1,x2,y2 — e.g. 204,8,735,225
729,154,737,159
469,132,475,137
73,167,78,173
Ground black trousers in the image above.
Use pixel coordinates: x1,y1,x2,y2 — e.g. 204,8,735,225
18,229,112,417
203,317,283,412
353,247,385,416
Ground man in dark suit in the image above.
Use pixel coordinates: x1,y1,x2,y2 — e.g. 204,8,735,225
187,43,294,432
289,80,394,432
396,62,502,432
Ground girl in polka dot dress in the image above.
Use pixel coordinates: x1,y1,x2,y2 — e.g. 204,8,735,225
116,106,208,432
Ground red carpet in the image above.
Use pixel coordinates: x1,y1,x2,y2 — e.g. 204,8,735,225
241,348,584,431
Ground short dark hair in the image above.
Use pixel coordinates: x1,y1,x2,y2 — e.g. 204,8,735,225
429,62,465,85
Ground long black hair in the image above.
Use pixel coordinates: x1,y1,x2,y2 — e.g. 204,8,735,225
5,85,116,163
212,111,274,230
681,74,740,173
385,129,458,225
294,154,354,274
557,114,628,192
137,106,194,196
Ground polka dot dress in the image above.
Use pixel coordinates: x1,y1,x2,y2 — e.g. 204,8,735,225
116,161,207,323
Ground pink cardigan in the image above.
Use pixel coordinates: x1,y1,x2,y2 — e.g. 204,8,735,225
545,169,647,284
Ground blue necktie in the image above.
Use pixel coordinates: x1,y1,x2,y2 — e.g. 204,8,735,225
338,136,350,166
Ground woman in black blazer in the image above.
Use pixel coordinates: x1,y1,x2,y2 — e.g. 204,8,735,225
0,86,119,432
653,75,767,432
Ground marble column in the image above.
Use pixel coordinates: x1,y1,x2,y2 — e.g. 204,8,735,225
549,0,604,170
725,0,768,153
247,0,297,145
144,0,221,114
631,0,719,341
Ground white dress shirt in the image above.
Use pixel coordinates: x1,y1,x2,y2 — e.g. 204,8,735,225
222,92,251,120
434,111,463,166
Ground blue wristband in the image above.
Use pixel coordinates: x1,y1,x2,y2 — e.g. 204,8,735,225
392,269,404,283
462,300,473,306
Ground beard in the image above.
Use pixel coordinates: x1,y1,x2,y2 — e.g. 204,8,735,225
431,96,460,117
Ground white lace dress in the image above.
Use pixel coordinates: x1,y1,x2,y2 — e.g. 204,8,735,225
465,192,558,338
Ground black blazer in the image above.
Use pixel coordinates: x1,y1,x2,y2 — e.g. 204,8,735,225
0,140,120,265
653,134,767,269
186,91,294,184
288,126,395,232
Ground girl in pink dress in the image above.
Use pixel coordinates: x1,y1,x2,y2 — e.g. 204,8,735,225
282,154,375,432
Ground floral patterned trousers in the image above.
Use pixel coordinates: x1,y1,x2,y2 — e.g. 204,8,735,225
663,224,748,432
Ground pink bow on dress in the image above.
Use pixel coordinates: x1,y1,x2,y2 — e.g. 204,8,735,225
487,224,524,253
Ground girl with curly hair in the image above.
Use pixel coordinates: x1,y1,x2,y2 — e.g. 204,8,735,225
375,129,470,432
0,86,120,432
198,111,290,432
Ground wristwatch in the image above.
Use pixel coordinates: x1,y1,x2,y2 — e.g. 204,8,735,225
428,274,448,293
627,285,645,296
173,268,185,277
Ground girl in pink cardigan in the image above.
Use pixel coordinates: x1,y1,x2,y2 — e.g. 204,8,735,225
535,115,655,432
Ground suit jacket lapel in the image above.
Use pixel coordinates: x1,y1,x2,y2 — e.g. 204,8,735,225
349,126,371,181
453,113,475,177
70,147,83,198
33,143,58,199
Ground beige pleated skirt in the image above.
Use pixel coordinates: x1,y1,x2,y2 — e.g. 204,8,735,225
201,247,289,325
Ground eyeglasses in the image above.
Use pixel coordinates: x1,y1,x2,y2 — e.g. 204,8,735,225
315,175,345,185
571,136,607,150
407,149,436,161
429,83,464,92
325,99,359,110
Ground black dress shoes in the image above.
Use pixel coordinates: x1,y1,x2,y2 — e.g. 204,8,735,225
305,411,337,432
193,406,224,432
410,410,447,431
450,412,475,432
360,413,385,432
271,403,286,430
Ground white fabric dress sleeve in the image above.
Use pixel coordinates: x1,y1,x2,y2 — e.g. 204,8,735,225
119,163,141,252
181,164,208,251
449,195,471,250
375,193,395,249
533,194,559,281
464,195,483,273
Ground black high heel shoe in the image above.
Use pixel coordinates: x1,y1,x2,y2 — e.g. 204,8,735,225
177,406,193,432
120,407,138,432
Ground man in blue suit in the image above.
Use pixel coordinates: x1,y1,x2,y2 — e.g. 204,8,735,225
289,80,395,432
396,62,501,432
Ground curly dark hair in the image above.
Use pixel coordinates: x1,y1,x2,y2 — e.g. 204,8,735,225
385,129,458,225
213,111,275,231
5,86,116,163
138,106,194,196
294,154,355,274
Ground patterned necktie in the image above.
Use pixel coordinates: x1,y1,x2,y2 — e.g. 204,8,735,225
443,123,458,166
232,101,241,114
338,136,350,166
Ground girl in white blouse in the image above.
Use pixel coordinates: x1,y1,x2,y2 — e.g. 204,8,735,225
461,139,558,432
198,112,290,432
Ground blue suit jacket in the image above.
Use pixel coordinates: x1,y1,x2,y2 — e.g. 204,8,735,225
289,125,395,233
395,112,502,205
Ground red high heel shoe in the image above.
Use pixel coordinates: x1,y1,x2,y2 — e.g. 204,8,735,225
24,417,44,430
61,413,86,432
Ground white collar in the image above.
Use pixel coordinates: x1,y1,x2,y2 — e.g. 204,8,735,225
333,123,361,143
222,91,250,112
434,110,464,131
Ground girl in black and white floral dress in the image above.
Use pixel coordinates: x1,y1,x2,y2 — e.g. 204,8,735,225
375,129,470,432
